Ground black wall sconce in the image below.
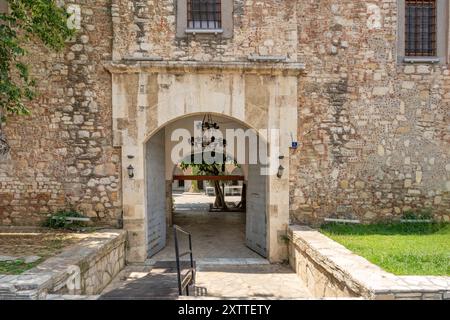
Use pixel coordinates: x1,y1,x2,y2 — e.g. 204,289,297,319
277,165,285,179
127,165,135,179
277,155,285,178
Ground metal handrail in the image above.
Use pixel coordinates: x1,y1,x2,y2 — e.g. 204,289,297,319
173,225,195,296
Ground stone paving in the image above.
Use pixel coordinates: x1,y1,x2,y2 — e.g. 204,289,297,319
194,264,311,299
101,263,312,299
150,200,262,262
102,193,311,299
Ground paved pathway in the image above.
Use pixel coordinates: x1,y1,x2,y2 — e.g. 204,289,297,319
100,192,311,300
100,263,311,300
150,210,262,262
195,264,311,299
100,263,184,300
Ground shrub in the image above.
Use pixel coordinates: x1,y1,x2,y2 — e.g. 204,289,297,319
402,209,433,221
43,209,88,230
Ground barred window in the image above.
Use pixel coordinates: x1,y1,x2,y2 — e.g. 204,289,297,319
187,0,222,29
405,0,437,56
0,0,8,14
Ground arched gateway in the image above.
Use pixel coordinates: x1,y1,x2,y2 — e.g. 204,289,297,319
107,61,303,263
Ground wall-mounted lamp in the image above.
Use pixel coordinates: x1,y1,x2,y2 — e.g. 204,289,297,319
277,165,285,179
277,155,285,178
127,165,135,179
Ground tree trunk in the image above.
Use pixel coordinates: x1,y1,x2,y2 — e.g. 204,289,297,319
0,109,10,155
237,183,246,210
213,180,228,210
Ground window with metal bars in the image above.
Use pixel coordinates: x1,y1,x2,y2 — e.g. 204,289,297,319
405,0,437,56
187,0,222,29
0,0,8,14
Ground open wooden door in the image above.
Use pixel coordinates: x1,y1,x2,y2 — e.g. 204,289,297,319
146,130,167,257
246,164,267,257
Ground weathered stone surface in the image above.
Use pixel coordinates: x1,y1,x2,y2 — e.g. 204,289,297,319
0,1,448,250
0,0,120,227
288,225,450,300
0,256,18,262
0,230,126,300
23,256,41,264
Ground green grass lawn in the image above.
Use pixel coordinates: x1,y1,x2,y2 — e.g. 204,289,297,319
320,223,450,276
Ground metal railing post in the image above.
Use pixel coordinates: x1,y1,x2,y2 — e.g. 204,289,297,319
173,225,195,297
174,227,183,295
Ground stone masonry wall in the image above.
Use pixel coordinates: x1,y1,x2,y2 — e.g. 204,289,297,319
288,226,450,300
290,0,450,224
0,1,449,226
0,230,126,299
112,0,298,62
0,1,121,226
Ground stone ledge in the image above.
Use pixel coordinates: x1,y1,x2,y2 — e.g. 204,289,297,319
0,230,126,300
105,60,306,76
288,225,450,300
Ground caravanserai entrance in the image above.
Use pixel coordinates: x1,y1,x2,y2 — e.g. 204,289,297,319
145,114,268,263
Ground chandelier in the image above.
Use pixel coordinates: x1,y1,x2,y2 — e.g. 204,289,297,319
189,114,228,170
190,114,227,149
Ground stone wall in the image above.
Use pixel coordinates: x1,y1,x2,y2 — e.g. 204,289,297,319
288,225,450,300
290,0,450,224
112,0,298,62
0,0,449,228
109,63,300,262
0,1,121,226
0,230,126,299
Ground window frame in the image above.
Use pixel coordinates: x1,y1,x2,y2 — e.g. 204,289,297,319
398,0,449,64
187,0,222,30
176,0,233,38
405,0,437,57
0,0,9,14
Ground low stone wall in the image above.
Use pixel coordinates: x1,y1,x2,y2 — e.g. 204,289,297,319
0,230,126,300
288,225,450,300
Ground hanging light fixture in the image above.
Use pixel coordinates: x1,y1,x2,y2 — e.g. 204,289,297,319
201,114,221,148
192,114,228,166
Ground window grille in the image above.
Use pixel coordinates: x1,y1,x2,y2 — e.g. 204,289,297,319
187,0,222,29
405,0,437,56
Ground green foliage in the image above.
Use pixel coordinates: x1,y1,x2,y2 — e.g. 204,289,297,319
43,209,88,230
321,223,450,276
0,258,42,274
320,221,445,235
402,208,433,221
180,161,222,176
180,155,239,176
0,0,74,122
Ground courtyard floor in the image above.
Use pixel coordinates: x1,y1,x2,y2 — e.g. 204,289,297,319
150,192,263,262
101,263,311,299
101,192,311,299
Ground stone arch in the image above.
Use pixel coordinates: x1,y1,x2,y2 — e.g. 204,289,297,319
109,64,300,263
144,113,270,258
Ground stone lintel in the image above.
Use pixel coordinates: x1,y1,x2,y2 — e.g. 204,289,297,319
105,60,306,76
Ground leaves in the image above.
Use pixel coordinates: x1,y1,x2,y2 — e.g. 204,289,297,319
0,0,74,124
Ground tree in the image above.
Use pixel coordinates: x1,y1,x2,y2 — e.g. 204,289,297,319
180,154,246,212
0,0,74,154
180,161,230,210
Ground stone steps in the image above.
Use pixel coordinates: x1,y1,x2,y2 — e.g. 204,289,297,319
145,258,269,267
